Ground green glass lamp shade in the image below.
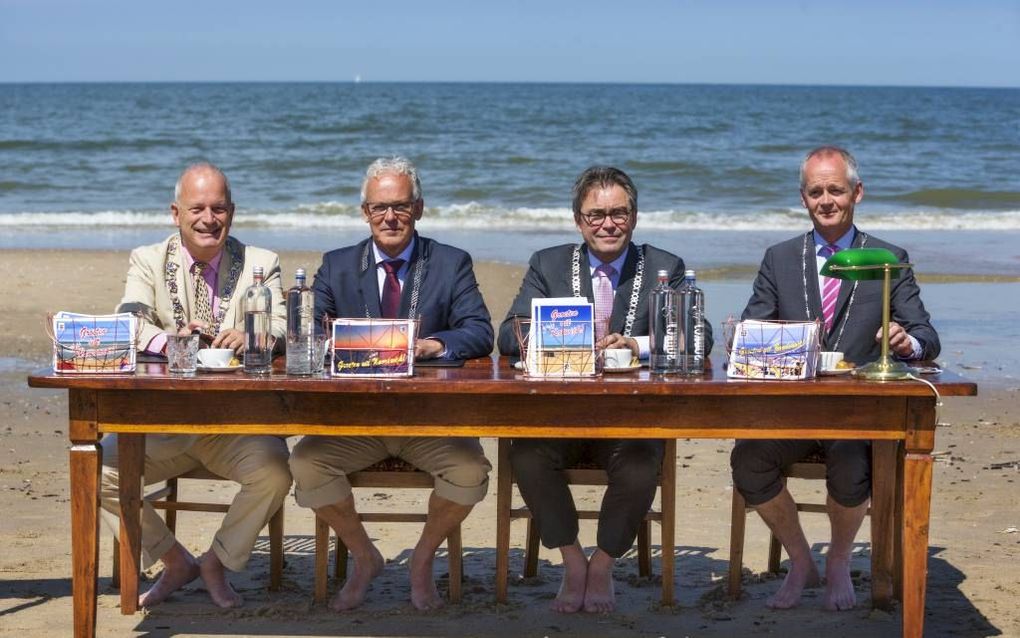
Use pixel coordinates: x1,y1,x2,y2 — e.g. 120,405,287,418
820,248,907,281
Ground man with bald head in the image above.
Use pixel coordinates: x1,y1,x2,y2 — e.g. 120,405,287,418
100,163,291,608
731,146,939,611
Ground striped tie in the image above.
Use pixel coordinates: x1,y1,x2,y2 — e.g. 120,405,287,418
820,244,841,332
593,264,615,341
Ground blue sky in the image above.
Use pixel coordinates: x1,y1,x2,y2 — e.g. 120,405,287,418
1,0,1018,87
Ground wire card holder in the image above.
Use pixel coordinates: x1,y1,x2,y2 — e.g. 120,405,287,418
47,311,137,374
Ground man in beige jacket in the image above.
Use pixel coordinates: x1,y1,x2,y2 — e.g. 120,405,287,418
100,163,291,608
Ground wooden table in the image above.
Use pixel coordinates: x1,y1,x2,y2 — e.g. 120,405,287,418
29,359,976,638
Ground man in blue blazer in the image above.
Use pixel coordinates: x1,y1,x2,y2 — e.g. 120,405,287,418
289,157,493,612
731,146,940,611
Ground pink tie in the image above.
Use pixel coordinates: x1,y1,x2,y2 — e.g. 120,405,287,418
593,264,615,341
820,244,841,332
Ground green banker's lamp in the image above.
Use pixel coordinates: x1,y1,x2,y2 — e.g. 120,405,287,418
821,248,914,381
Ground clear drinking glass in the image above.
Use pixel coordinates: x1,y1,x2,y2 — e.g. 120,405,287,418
311,334,329,375
166,333,199,375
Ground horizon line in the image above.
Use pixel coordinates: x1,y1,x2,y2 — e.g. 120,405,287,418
0,79,1018,91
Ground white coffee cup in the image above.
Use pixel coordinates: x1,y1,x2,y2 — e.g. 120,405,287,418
604,348,634,369
819,351,844,371
197,348,235,367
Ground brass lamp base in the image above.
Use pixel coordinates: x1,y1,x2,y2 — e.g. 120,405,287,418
852,357,914,381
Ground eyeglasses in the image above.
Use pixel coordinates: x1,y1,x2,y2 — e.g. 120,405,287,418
578,207,632,227
364,201,417,219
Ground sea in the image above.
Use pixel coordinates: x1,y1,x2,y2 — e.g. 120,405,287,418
2,82,1018,385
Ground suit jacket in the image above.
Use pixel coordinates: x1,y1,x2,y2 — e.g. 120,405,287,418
115,233,287,459
497,242,714,357
312,234,493,360
741,229,940,364
117,233,287,348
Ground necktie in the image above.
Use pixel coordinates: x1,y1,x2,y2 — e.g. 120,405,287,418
380,259,405,319
820,244,841,332
593,263,616,341
192,261,214,335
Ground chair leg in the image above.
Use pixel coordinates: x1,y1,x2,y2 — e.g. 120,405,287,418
268,504,284,591
767,533,783,574
111,537,121,589
659,438,677,606
165,478,179,534
637,520,651,577
335,536,348,582
728,487,747,598
447,525,462,603
314,514,330,603
524,518,540,578
494,438,513,603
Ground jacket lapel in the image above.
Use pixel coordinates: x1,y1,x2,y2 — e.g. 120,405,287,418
399,237,423,319
359,240,382,318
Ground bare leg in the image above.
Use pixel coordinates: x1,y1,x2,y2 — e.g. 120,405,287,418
315,496,385,612
198,549,243,608
753,486,821,609
138,542,200,608
409,492,472,610
583,548,616,613
823,495,869,611
552,541,588,613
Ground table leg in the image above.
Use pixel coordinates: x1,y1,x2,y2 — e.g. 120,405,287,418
68,389,99,638
117,433,144,615
870,439,898,609
902,397,936,638
70,444,101,638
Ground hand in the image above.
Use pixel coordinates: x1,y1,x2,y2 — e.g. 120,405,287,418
212,329,245,352
878,321,914,358
180,321,213,346
597,333,639,357
414,338,445,360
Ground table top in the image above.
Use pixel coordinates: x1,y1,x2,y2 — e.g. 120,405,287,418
28,357,977,398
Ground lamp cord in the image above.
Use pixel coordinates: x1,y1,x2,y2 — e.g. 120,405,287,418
905,373,944,426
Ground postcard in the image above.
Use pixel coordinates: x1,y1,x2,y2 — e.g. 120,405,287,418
727,320,819,380
52,312,137,374
526,297,596,377
331,318,416,377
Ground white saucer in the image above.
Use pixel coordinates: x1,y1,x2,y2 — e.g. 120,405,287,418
197,363,242,372
603,362,641,373
817,367,852,376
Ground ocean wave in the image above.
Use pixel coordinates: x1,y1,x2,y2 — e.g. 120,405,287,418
880,188,1020,209
2,204,1020,231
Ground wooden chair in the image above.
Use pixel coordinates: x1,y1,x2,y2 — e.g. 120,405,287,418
111,467,285,591
727,450,900,603
494,438,677,605
313,458,463,604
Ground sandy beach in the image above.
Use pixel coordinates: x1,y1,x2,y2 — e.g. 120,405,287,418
1,249,1018,637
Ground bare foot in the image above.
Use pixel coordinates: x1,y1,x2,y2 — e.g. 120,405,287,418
822,556,857,610
138,549,200,608
409,546,444,611
199,550,243,608
330,545,385,612
583,549,615,614
766,557,821,609
551,544,587,613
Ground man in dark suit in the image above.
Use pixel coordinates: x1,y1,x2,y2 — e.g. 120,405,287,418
289,157,493,611
498,166,712,613
731,146,940,611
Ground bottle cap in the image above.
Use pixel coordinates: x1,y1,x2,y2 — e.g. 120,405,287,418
657,269,669,278
253,265,264,278
684,269,696,278
296,268,306,279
